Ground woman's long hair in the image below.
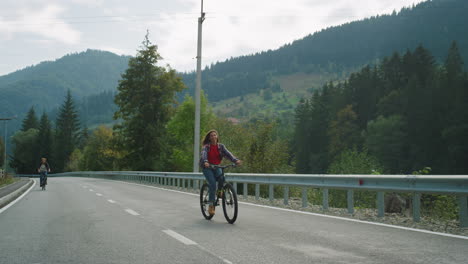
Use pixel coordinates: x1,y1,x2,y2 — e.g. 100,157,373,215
202,129,219,145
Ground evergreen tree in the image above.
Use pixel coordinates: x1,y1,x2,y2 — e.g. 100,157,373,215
294,99,312,173
22,106,39,131
441,41,468,173
78,125,89,149
327,105,361,161
38,112,53,161
404,46,437,171
114,32,185,170
55,90,80,172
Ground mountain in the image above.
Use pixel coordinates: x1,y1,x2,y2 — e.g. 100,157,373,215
2,0,466,130
0,49,130,118
181,0,468,104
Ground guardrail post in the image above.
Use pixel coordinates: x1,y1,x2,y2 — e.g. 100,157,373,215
322,188,329,210
302,187,308,208
283,186,289,205
347,190,354,214
413,193,421,222
194,180,199,190
377,192,385,217
255,184,260,200
269,184,274,201
233,182,237,193
243,183,248,199
177,178,180,188
458,195,468,228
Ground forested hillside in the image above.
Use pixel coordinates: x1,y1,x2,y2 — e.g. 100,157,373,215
181,0,468,103
0,50,130,118
294,42,468,175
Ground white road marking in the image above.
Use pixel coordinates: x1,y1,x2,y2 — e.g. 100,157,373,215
89,189,94,192
163,229,197,245
125,209,140,216
112,180,468,240
107,199,116,203
96,193,103,196
0,180,36,214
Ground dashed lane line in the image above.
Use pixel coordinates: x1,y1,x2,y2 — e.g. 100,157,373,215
125,208,140,216
107,199,116,204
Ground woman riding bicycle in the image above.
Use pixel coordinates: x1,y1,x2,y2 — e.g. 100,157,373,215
200,130,241,216
37,157,51,190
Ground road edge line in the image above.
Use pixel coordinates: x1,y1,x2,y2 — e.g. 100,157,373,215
0,179,36,214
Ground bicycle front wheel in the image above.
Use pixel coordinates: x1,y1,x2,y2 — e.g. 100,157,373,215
222,183,238,224
200,183,214,220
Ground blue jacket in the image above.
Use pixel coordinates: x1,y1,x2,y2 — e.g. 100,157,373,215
199,143,238,167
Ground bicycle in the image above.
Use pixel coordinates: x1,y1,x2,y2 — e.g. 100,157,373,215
200,164,238,224
39,171,47,191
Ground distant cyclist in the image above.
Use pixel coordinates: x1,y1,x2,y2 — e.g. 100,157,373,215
200,130,241,216
37,157,51,190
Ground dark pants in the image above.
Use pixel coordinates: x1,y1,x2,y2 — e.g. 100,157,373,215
202,167,224,204
40,171,47,187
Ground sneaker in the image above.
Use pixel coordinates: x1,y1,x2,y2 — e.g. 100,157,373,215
208,205,215,216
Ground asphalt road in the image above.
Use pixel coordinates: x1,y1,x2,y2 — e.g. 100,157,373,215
0,177,467,264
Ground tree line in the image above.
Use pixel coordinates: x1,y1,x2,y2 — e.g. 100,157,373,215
180,0,468,103
294,42,468,175
9,34,291,175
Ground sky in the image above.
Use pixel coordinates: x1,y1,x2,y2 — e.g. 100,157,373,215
0,0,426,76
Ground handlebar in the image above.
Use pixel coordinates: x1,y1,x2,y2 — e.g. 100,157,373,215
209,163,237,170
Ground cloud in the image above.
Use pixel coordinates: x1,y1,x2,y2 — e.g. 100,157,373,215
70,0,105,7
0,5,81,45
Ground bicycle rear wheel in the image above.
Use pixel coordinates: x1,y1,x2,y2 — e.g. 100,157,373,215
222,183,238,224
200,183,214,220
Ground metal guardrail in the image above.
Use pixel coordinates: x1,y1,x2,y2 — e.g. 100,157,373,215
22,171,468,227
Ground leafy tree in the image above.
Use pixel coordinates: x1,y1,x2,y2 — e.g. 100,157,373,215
245,121,292,174
0,138,4,167
55,90,80,172
328,148,383,208
376,89,407,117
328,148,383,175
21,106,39,131
65,149,83,172
10,129,39,174
166,92,214,172
81,126,120,171
114,33,185,170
